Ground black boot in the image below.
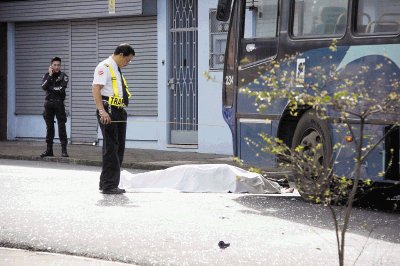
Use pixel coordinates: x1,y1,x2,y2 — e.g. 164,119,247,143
40,144,53,158
61,144,69,157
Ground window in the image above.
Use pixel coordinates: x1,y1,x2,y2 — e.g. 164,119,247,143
240,0,279,66
293,0,348,37
357,0,400,34
209,9,229,71
244,0,278,39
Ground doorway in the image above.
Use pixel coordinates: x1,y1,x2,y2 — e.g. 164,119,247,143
169,0,198,144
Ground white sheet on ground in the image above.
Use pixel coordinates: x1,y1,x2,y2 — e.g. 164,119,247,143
120,164,282,193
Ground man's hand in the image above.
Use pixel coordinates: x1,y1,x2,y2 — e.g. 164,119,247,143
48,66,54,76
99,109,111,124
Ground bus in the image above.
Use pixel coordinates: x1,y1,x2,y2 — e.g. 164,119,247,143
216,0,400,201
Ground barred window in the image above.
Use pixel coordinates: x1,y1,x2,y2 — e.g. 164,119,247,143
209,9,229,71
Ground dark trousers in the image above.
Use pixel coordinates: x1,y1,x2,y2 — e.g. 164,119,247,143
43,100,68,145
97,106,127,190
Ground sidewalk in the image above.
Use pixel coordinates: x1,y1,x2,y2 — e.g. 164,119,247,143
0,140,236,170
0,247,132,266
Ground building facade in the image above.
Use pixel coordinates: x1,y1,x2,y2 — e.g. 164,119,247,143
0,0,232,155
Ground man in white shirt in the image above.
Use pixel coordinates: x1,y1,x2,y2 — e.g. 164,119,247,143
92,43,135,194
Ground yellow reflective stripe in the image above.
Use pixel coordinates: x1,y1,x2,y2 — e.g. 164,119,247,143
104,63,119,98
107,96,124,107
104,63,132,102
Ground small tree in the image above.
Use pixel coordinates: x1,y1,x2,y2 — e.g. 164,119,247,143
239,41,400,265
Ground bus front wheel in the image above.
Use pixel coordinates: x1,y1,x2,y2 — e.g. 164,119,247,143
291,110,333,201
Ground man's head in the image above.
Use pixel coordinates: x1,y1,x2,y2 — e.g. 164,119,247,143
50,57,62,73
113,43,135,68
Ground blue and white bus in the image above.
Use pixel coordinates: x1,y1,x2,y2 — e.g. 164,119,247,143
217,0,400,201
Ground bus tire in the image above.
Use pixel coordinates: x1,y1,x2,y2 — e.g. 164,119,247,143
291,110,333,202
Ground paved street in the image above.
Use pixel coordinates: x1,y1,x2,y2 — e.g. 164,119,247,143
0,159,399,265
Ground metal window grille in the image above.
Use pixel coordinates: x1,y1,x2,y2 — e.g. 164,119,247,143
209,9,229,71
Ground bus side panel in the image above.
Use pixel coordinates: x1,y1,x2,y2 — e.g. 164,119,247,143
236,45,350,116
233,39,400,177
238,120,276,168
331,124,387,182
237,63,293,116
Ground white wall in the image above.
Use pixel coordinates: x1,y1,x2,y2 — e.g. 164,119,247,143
197,0,232,155
122,116,159,149
155,0,169,150
126,0,232,155
120,0,168,150
14,115,71,143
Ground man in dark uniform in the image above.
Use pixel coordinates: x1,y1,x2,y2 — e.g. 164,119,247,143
92,44,135,194
40,57,69,158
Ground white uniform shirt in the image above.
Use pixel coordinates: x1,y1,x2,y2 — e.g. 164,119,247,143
92,56,124,97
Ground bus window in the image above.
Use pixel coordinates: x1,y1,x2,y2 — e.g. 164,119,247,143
240,0,279,66
244,0,278,39
357,0,400,34
292,0,348,37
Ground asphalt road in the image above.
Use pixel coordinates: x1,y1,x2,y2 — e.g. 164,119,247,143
0,159,399,266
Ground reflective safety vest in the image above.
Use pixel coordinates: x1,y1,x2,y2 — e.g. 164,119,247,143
104,63,132,107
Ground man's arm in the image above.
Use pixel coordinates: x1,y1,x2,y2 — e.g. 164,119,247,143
41,73,53,91
57,73,69,99
60,73,69,90
41,66,55,91
92,84,111,125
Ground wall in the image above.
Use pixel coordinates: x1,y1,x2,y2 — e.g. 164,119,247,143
123,0,233,155
6,0,233,155
197,0,232,155
120,0,168,150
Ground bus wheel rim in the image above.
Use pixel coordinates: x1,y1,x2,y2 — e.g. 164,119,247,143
299,130,325,181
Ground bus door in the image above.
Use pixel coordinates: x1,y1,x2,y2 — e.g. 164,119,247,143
236,0,280,167
221,0,240,156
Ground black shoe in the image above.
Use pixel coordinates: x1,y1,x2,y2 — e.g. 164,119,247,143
40,150,54,158
102,188,126,194
61,145,69,157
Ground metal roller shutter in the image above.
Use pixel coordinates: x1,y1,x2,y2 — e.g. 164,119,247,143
15,21,71,115
98,16,158,116
0,0,144,22
70,20,98,143
14,16,158,142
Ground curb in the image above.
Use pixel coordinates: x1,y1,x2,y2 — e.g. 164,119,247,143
0,154,170,171
0,246,133,265
0,155,232,171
